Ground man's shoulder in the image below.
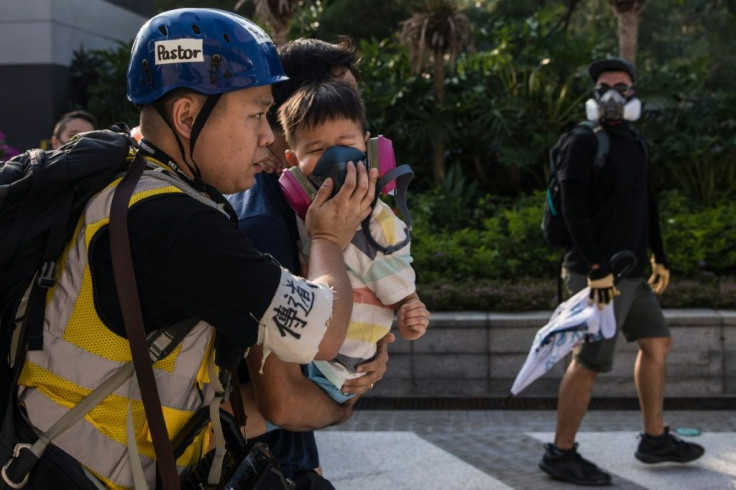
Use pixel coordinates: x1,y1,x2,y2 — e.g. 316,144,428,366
227,173,292,222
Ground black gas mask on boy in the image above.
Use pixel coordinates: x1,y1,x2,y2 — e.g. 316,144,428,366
584,57,642,122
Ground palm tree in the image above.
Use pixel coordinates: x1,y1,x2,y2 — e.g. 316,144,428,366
236,0,304,46
608,0,645,64
400,0,470,185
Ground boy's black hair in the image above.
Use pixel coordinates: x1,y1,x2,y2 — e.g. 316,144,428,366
278,80,368,148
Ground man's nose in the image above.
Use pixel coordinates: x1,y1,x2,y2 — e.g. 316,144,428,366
259,122,274,147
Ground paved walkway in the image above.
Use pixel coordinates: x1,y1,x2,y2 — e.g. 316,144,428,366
316,409,736,489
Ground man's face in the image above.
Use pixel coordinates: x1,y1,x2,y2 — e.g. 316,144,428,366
194,85,275,193
286,117,367,177
594,71,634,99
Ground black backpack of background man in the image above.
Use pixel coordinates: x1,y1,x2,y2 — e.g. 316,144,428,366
541,120,610,249
0,126,133,424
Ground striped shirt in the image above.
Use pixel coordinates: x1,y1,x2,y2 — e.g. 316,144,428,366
298,199,416,389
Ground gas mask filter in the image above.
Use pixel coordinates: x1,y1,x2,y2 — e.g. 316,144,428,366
585,83,641,122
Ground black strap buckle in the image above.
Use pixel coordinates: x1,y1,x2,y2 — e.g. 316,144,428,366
36,261,58,289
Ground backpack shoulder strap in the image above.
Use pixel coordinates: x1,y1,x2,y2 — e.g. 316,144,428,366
109,152,180,490
576,121,609,170
631,127,649,162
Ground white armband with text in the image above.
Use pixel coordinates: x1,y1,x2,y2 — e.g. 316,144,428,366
256,269,332,367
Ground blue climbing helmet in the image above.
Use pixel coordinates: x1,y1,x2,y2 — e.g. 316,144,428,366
127,8,287,104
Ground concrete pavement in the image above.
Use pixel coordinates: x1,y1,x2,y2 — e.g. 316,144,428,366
315,408,736,489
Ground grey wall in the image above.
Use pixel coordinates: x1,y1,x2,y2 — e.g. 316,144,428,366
369,309,736,398
0,0,153,152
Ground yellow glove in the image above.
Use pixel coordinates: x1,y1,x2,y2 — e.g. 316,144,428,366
587,273,620,311
648,257,670,294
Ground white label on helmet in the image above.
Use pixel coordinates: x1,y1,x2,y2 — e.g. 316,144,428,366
154,39,205,65
256,269,331,366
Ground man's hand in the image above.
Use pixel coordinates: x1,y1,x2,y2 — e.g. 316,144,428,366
648,256,670,294
587,264,620,310
341,333,395,396
306,161,378,249
397,298,430,341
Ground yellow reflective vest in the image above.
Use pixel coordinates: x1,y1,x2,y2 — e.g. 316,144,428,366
18,164,224,489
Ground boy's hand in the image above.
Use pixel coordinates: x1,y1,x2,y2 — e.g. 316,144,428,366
341,332,394,396
398,299,430,340
306,161,378,249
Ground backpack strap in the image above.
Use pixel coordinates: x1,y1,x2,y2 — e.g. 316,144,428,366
576,121,610,171
551,122,609,304
109,153,181,490
631,128,649,162
360,165,414,255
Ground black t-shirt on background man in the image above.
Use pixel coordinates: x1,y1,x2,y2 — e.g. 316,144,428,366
558,121,666,278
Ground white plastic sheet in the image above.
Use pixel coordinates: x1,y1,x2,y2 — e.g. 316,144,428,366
510,287,615,395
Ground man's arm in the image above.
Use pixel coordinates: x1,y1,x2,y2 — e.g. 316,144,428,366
246,333,394,431
246,344,351,431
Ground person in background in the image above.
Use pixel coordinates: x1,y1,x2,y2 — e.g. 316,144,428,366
538,57,704,486
50,110,96,149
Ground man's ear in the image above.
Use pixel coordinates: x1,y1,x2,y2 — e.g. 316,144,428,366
170,94,203,140
364,131,371,143
284,149,299,169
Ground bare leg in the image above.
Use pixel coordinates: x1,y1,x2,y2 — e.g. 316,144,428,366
554,359,598,449
634,337,671,436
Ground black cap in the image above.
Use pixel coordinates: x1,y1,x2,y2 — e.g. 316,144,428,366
588,57,637,84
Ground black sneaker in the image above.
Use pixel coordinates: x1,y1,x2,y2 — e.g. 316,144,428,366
635,427,705,464
539,443,612,486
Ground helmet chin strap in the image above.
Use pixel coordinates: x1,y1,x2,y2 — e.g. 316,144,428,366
153,94,222,191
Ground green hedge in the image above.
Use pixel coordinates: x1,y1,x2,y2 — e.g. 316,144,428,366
418,274,736,312
409,189,736,311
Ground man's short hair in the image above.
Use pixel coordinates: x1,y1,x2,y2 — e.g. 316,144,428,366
278,81,367,148
272,37,358,116
53,110,97,138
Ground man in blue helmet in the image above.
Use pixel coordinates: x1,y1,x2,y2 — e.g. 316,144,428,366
8,8,376,489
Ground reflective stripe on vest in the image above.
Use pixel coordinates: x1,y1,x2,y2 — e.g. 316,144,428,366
19,168,226,489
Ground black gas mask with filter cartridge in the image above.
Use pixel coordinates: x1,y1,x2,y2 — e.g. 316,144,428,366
585,56,642,123
585,82,641,122
278,135,414,255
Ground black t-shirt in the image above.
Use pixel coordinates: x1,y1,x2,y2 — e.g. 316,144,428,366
558,122,664,278
227,172,299,273
89,191,281,349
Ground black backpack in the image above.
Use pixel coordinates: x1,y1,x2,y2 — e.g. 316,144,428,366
0,127,133,424
541,121,609,248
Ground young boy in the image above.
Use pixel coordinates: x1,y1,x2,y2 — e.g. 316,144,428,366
278,80,430,403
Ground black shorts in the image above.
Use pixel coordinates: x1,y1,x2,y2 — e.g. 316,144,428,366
563,270,670,373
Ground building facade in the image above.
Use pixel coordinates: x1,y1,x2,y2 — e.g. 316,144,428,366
0,0,152,152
